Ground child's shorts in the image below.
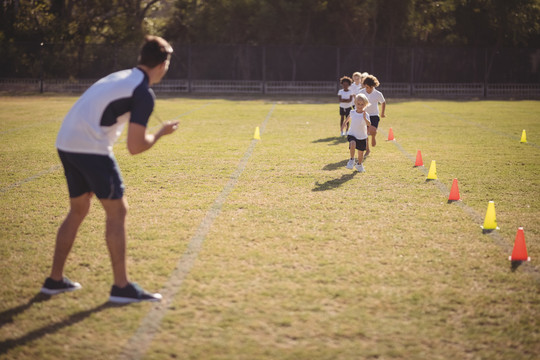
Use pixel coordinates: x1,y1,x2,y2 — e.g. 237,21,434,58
340,107,352,116
369,115,380,128
347,135,367,151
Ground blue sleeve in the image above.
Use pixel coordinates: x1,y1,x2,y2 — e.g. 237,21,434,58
130,84,155,127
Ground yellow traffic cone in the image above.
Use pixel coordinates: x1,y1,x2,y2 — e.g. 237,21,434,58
426,160,437,180
481,201,499,232
520,129,527,143
253,126,261,140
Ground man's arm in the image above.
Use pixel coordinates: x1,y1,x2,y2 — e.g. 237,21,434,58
127,121,178,155
380,101,386,117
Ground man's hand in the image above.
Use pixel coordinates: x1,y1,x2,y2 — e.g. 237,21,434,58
127,121,179,155
158,121,179,136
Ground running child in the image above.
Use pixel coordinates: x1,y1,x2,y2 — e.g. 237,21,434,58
350,72,363,96
337,76,354,136
361,72,369,84
359,74,386,156
342,93,371,173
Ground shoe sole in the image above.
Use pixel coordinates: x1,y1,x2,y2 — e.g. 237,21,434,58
109,293,162,304
40,283,82,295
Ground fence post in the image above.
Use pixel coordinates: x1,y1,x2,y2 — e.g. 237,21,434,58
188,44,192,93
39,42,44,93
484,48,488,98
409,47,414,96
336,47,341,92
262,46,266,94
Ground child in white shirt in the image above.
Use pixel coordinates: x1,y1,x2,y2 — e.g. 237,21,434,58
349,72,363,96
337,76,354,136
359,74,386,157
341,93,371,172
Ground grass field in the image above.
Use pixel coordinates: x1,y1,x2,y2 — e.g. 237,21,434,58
0,95,539,360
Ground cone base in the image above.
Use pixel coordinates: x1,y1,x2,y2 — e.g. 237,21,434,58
509,256,531,262
447,199,461,204
481,226,500,234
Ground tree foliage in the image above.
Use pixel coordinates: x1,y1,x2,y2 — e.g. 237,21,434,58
1,0,538,78
163,0,540,47
2,0,538,47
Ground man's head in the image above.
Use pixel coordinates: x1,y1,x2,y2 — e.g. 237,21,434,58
138,36,173,85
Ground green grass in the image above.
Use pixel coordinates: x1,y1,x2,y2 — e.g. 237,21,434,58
0,96,539,360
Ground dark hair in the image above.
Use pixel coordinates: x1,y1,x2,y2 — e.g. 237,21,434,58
363,75,380,87
138,35,173,68
340,76,352,85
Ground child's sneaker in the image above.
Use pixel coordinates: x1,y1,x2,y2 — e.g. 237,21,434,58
346,159,355,169
40,276,82,295
109,282,162,304
355,164,365,172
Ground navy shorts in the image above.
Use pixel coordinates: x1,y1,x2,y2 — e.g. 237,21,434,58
58,150,125,199
340,107,352,116
347,135,367,151
370,115,380,129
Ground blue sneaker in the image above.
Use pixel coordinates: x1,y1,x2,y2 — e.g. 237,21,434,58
40,277,82,295
109,282,162,304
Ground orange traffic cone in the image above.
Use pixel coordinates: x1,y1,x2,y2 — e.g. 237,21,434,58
387,128,395,141
448,178,461,202
509,227,530,261
414,150,423,167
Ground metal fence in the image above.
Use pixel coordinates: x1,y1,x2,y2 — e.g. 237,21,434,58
2,78,539,98
1,42,539,97
3,42,540,82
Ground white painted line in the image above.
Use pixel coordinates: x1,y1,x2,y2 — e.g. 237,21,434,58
1,105,214,194
0,165,61,194
118,104,276,360
0,118,62,135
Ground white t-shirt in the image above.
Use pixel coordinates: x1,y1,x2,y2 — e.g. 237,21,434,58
56,68,154,155
349,82,363,95
348,109,370,140
359,88,385,116
337,89,354,108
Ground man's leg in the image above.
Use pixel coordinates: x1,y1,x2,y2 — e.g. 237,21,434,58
50,192,92,280
100,197,129,288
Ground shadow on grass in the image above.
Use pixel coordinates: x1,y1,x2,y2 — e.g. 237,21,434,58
312,172,358,191
312,136,348,146
0,293,52,328
0,293,126,355
511,260,524,272
323,159,348,171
